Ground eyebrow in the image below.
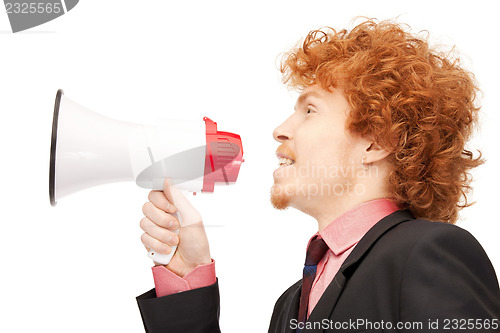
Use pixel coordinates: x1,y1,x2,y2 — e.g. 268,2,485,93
295,91,322,109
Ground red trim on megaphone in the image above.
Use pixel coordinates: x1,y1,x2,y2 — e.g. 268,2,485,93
202,117,244,193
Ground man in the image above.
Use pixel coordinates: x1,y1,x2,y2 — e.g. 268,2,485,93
136,19,500,332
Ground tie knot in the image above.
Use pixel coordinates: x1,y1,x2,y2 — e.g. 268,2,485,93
305,236,328,266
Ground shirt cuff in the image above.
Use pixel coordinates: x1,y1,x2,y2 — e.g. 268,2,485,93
152,259,216,297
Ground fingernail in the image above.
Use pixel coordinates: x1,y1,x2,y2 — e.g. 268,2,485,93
171,220,178,230
170,235,178,245
166,203,176,213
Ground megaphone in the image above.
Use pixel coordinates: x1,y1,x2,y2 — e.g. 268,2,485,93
49,89,244,264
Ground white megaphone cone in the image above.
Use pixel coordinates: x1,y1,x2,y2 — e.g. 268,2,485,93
49,89,244,264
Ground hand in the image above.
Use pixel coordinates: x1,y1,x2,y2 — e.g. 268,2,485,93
140,180,211,277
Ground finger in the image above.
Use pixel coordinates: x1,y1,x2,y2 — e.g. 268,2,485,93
148,190,177,213
140,217,179,246
142,202,179,230
163,178,175,206
140,232,174,255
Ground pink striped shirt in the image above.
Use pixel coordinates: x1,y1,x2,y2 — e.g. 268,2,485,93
152,259,216,297
307,198,399,315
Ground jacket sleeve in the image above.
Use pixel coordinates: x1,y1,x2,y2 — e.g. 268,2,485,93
136,280,221,333
400,223,500,332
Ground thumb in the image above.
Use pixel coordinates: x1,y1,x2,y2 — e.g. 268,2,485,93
163,179,202,226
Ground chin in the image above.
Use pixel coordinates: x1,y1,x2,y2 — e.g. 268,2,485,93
270,183,292,210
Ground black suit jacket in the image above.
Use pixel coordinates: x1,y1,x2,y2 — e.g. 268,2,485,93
137,210,500,332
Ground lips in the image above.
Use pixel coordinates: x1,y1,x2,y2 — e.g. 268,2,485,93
274,149,295,178
276,147,296,168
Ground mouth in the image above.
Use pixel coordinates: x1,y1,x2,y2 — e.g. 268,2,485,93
277,153,295,168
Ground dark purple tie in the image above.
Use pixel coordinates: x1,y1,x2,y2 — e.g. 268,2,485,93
297,236,329,325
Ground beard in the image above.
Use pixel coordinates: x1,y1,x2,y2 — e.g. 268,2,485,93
270,183,291,210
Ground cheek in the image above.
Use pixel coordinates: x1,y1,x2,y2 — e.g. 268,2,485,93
302,125,352,163
296,130,354,181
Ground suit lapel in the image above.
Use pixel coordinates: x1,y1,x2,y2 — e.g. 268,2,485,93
304,273,346,332
302,209,414,333
282,281,302,333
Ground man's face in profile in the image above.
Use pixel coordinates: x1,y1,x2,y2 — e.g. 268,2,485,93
270,85,369,215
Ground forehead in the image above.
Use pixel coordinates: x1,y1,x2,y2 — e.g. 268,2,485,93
295,86,326,106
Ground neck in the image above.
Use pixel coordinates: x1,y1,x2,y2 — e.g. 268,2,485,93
313,196,382,231
293,161,392,231
308,181,390,231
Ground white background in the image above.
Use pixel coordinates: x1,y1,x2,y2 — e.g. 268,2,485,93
1,1,499,332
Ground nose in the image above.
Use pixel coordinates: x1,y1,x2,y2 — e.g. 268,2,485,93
273,122,291,143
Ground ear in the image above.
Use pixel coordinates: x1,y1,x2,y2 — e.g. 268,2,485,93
364,141,391,164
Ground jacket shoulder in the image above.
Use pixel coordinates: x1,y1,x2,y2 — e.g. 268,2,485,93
393,219,500,320
382,217,483,252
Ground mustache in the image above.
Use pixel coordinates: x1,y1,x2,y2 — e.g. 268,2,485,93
276,145,296,160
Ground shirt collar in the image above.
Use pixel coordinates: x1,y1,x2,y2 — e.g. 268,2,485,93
316,198,400,255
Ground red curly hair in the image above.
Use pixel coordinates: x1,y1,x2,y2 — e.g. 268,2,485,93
280,18,483,224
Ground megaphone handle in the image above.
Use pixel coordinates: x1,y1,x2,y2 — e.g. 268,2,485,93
147,211,182,265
